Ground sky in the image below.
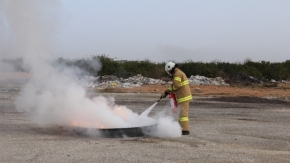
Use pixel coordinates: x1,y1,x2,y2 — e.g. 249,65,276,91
2,0,290,63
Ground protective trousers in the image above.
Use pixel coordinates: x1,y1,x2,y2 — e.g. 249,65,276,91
178,101,189,131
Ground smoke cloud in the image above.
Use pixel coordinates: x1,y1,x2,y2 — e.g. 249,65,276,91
144,109,182,138
0,62,14,72
0,0,181,138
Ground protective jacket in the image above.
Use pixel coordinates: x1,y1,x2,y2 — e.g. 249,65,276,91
167,68,192,103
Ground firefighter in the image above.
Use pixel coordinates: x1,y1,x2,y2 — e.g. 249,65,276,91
161,61,192,135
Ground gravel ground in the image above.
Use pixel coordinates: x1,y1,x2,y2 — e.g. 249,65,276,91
1,91,290,163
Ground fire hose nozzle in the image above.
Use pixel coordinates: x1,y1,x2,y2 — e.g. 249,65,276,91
157,96,163,103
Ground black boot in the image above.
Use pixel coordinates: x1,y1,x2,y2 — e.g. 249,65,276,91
182,130,190,135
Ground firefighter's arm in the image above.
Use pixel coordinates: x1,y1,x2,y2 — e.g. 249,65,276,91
161,75,181,98
161,90,170,98
169,75,181,91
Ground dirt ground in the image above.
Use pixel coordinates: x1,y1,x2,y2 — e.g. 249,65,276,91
1,85,290,163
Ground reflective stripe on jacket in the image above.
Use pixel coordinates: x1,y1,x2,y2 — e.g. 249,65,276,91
168,68,192,103
179,117,189,122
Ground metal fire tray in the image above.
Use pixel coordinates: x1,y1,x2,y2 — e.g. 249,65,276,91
73,124,156,138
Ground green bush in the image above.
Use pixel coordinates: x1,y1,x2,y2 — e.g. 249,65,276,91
56,55,290,81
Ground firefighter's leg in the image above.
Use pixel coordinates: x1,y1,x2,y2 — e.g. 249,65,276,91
179,101,190,133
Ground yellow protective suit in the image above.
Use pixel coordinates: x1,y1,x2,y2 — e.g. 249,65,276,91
167,68,192,132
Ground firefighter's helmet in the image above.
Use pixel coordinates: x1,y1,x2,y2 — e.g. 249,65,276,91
165,61,176,75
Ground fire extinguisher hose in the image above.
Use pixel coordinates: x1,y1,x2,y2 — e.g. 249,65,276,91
157,95,163,103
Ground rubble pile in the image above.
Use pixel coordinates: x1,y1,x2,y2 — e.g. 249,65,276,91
281,80,290,84
188,75,228,85
122,74,166,85
227,72,262,85
82,74,229,89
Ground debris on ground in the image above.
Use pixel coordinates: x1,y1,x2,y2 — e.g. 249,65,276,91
2,72,289,89
188,75,228,85
225,72,262,85
81,74,229,89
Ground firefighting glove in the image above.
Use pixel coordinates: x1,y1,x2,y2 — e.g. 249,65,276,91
161,90,170,98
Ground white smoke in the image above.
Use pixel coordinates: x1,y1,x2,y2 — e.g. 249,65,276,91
0,62,15,72
144,109,182,138
0,0,181,138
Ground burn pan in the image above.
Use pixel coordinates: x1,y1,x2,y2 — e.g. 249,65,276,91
72,125,156,138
